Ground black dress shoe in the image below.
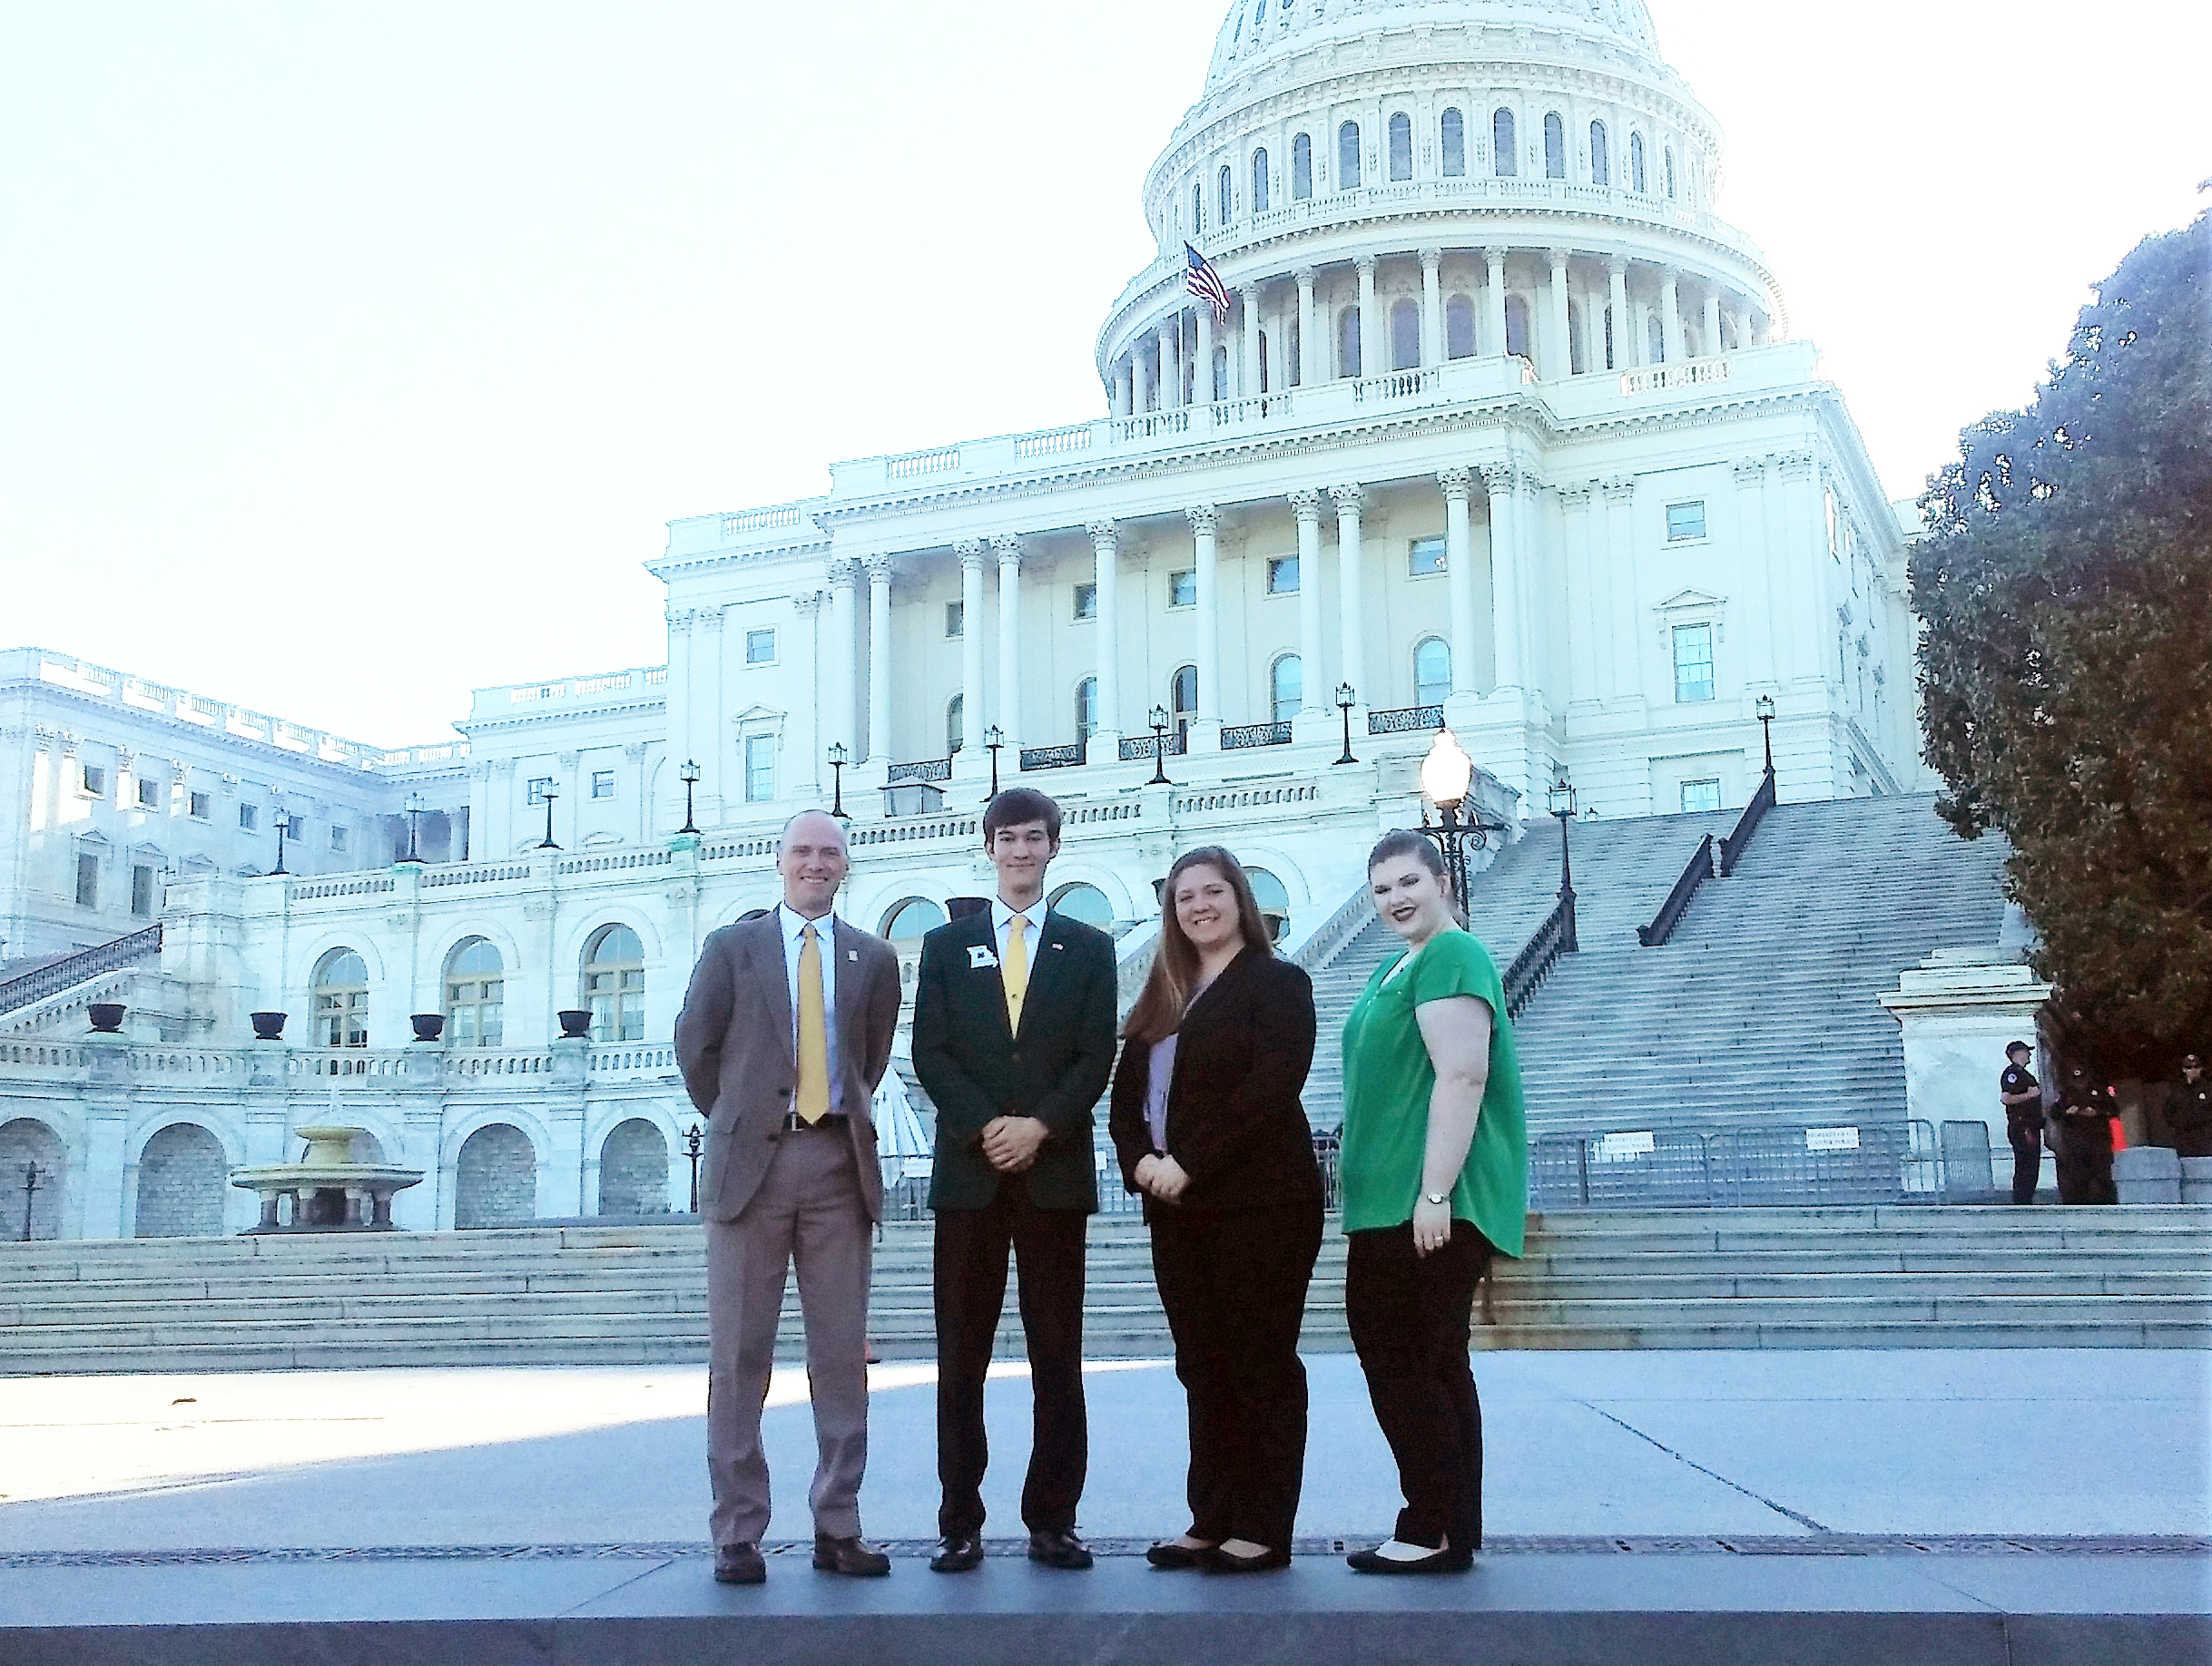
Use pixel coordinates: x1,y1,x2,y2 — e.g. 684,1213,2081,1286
1145,1539,1212,1570
1345,1542,1469,1575
713,1543,766,1585
813,1534,891,1576
1027,1530,1094,1570
1199,1544,1291,1573
929,1534,985,1573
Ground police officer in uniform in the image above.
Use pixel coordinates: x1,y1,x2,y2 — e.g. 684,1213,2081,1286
2168,1054,2212,1159
1998,1042,2044,1204
2051,1062,2119,1205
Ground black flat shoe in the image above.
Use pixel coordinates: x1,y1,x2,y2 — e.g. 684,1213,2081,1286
929,1534,984,1573
1028,1529,1095,1570
1145,1539,1214,1570
713,1542,766,1584
1345,1542,1469,1574
1199,1544,1291,1573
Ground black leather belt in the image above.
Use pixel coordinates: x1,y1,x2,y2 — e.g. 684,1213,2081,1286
782,1112,850,1132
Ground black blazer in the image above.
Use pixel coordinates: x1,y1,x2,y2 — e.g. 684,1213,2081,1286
912,906,1117,1213
1107,949,1321,1216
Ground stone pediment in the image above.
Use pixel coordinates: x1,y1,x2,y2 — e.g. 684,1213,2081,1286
732,705,786,724
1655,587,1726,613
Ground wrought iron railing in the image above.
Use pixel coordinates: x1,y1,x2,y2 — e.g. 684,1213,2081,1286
1637,834,1715,947
1717,769,1775,877
0,925,162,1018
1118,731,1188,762
1220,720,1293,750
1367,703,1443,735
1019,740,1086,771
1502,893,1577,1018
887,757,953,784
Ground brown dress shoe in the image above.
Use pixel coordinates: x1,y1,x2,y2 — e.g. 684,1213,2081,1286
713,1543,766,1584
813,1534,891,1577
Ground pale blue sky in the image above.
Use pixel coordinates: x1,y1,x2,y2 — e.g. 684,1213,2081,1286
2,0,2203,743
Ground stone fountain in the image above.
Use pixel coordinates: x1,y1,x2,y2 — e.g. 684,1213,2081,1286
231,1125,425,1233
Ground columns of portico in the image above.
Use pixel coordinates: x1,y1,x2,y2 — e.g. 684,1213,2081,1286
1608,259,1629,371
1240,287,1263,397
1478,466,1522,691
1331,485,1367,710
1289,492,1326,724
993,536,1023,751
1547,250,1572,379
1186,505,1222,750
1158,318,1181,409
1420,249,1443,369
824,561,859,766
1602,481,1638,704
1355,257,1378,378
1086,521,1124,753
1194,301,1216,407
1439,469,1480,720
1483,249,1508,359
1580,274,1605,378
1701,288,1721,358
864,557,893,767
956,542,986,769
1660,269,1685,365
1295,268,1317,387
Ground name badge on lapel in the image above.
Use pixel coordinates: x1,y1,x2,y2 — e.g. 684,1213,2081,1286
968,946,1000,970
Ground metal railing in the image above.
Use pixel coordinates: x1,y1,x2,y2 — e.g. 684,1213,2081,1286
1530,1120,1942,1210
1637,833,1715,946
1717,769,1775,877
1501,893,1577,1018
887,757,953,784
1367,704,1444,735
0,926,162,1017
1019,740,1086,771
1220,720,1293,750
1118,731,1188,762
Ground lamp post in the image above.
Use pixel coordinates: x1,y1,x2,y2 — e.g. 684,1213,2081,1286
1755,692,1776,779
685,1122,703,1214
1547,771,1580,953
18,1162,42,1241
677,759,701,834
826,742,849,819
536,780,560,850
1146,704,1173,785
983,725,1004,799
399,792,427,864
270,808,299,877
1333,682,1358,766
1414,728,1508,911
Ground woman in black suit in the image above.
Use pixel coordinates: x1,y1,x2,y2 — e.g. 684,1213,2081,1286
1109,845,1322,1573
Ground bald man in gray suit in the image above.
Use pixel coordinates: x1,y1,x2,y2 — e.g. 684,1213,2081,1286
675,809,903,1584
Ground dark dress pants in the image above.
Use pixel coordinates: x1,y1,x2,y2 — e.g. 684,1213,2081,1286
1149,1199,1323,1549
2056,1125,2116,1205
2006,1113,2044,1204
1345,1220,1493,1554
933,1184,1087,1538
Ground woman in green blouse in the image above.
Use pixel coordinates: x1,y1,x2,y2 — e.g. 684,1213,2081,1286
1335,829,1528,1573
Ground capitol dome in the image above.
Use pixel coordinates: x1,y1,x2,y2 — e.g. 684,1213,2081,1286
1204,0,1664,96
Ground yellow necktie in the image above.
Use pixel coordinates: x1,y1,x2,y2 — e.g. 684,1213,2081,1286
795,923,830,1124
1003,914,1030,1034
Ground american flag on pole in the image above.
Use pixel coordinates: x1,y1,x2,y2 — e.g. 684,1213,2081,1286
1185,242,1231,324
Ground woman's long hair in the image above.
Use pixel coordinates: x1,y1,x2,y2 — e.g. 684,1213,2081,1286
1122,847,1275,1045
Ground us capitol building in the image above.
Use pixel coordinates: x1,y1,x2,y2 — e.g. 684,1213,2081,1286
0,0,1929,1240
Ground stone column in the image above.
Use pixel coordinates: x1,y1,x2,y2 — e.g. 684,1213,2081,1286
1110,359,1129,418
1484,248,1508,358
1702,286,1723,358
1480,466,1522,690
1294,266,1317,387
1420,248,1442,368
1186,505,1221,747
1660,268,1685,365
1440,468,1479,701
664,608,695,803
1777,452,1825,681
1086,521,1124,753
1608,258,1629,371
1355,256,1378,378
956,542,986,761
1290,491,1326,716
864,557,893,767
1194,300,1216,407
1561,485,1598,703
791,590,824,794
1548,250,1572,379
1734,458,1779,685
1331,485,1367,706
1158,318,1182,409
825,561,859,764
993,535,1023,750
1240,286,1263,397
1580,275,1606,378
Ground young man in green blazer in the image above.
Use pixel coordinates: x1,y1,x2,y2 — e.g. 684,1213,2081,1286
912,788,1116,1573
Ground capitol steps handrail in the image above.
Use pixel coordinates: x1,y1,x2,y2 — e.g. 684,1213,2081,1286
1503,894,1578,1019
0,926,162,1018
1717,769,1776,877
1637,835,1716,948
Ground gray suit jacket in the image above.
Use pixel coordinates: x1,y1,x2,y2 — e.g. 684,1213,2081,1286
673,911,903,1223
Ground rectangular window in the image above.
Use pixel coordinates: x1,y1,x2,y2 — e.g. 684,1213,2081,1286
1666,501,1706,542
1409,536,1446,576
136,777,161,808
744,627,776,664
329,825,349,853
1672,623,1716,702
1267,555,1299,594
189,790,211,819
945,601,964,638
131,865,155,917
1168,569,1196,608
75,854,98,908
1680,779,1722,814
591,770,616,799
81,764,106,798
744,733,775,802
1072,583,1097,621
238,803,258,831
526,777,555,804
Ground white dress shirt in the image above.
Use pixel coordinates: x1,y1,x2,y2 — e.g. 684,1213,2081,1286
777,902,841,1112
989,895,1047,965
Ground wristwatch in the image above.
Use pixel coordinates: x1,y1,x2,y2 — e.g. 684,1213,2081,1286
1423,1191,1449,1206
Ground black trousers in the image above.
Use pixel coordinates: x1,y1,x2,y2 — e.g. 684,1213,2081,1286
2055,1128,2116,1205
933,1185,1087,1537
2006,1114,2044,1204
1149,1198,1323,1549
1345,1221,1494,1553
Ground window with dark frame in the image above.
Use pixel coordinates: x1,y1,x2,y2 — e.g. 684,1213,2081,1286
1168,569,1196,608
591,770,616,799
131,865,155,917
946,601,964,638
189,790,211,819
1072,583,1097,621
1410,536,1446,576
136,777,161,808
75,853,99,908
743,628,776,663
1266,555,1299,594
81,764,106,798
1666,501,1707,542
239,803,258,831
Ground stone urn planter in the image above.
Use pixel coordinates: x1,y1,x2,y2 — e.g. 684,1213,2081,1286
410,1013,447,1043
556,1009,593,1040
86,1003,127,1034
250,1011,288,1041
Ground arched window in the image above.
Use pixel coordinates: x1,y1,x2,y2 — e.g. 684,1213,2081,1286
1291,132,1312,200
1244,867,1292,943
1270,653,1303,722
1665,145,1677,200
880,897,948,944
1252,0,1264,27
1414,637,1451,707
454,1123,535,1229
1217,163,1233,223
1191,181,1204,233
1504,294,1531,359
582,924,644,1043
1390,298,1421,370
312,949,369,1048
1445,294,1476,358
1337,306,1361,377
444,936,503,1048
1387,112,1411,181
1047,882,1114,927
1629,131,1647,193
1075,677,1099,743
1337,121,1361,190
1543,112,1565,179
1491,107,1517,176
1589,119,1609,185
1440,107,1466,176
947,692,964,755
1171,665,1197,740
1251,147,1270,213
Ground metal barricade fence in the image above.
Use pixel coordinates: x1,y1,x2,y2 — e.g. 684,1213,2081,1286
1529,1119,1943,1210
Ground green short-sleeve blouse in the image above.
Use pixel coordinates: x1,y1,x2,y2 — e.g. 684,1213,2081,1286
1337,927,1528,1256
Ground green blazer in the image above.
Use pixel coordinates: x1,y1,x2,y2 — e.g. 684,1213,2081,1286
912,906,1116,1213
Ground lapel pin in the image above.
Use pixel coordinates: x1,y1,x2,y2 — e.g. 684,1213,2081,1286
847,950,859,962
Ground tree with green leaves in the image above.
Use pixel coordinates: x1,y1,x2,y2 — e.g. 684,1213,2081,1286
1914,208,2210,1075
